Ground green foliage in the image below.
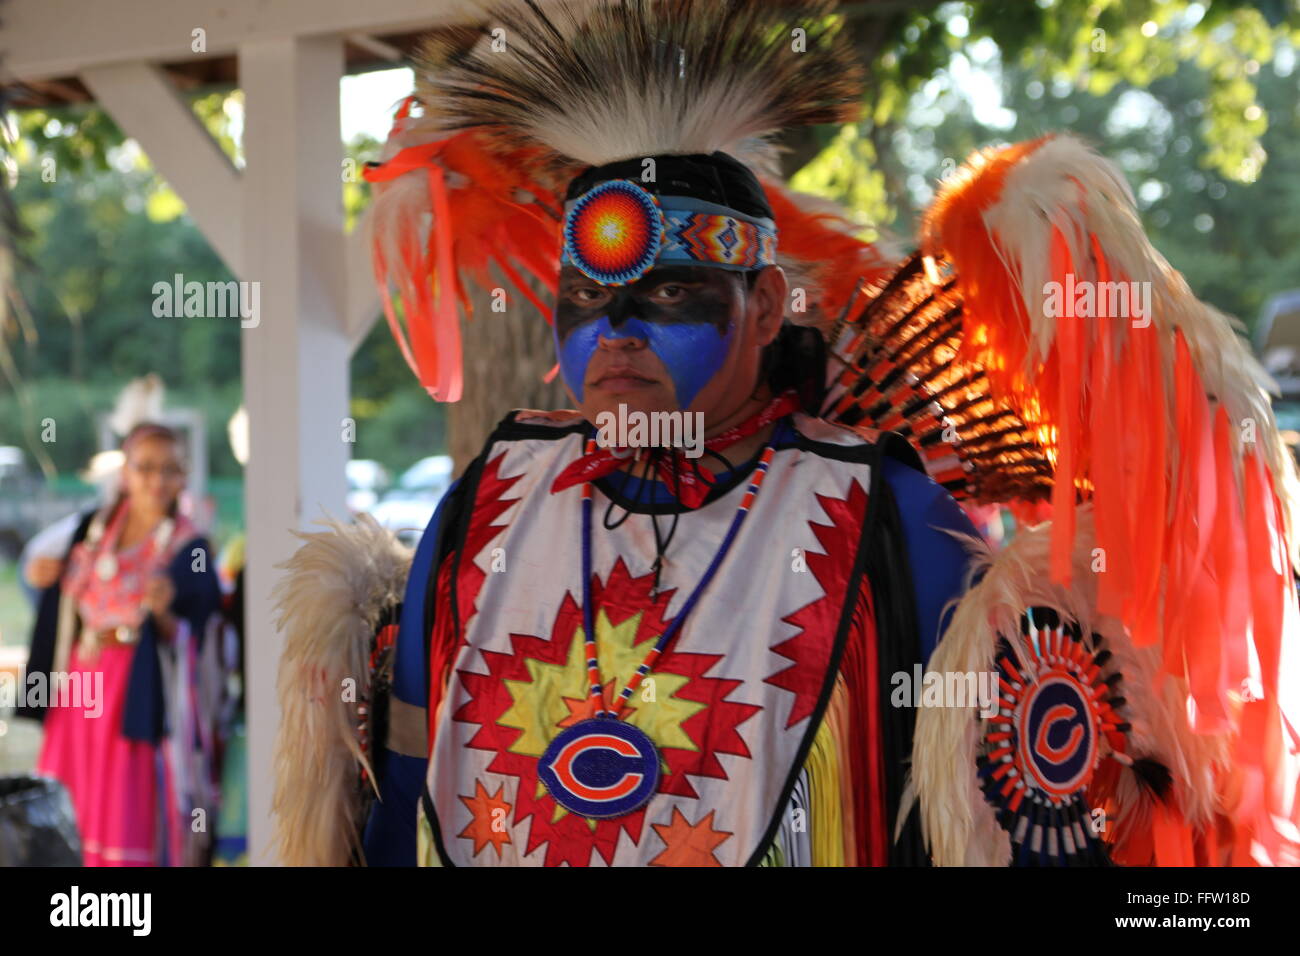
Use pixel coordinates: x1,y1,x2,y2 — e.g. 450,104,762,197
190,90,243,165
789,126,890,241
964,0,1284,181
10,150,240,387
12,106,123,175
794,0,1300,233
350,317,448,474
881,15,1300,331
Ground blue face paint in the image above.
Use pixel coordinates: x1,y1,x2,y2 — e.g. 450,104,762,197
555,314,734,409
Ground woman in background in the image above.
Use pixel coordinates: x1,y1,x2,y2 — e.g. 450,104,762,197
21,422,222,866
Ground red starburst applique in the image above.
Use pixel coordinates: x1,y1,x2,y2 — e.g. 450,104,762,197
765,479,870,727
428,451,526,744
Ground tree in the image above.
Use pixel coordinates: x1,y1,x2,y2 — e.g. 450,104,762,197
863,2,1300,330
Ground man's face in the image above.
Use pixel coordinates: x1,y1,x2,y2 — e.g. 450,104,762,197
554,263,785,427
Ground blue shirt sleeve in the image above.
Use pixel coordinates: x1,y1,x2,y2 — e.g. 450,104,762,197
362,480,458,866
391,480,460,708
879,458,981,663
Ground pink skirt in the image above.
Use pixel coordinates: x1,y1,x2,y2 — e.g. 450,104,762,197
36,643,169,866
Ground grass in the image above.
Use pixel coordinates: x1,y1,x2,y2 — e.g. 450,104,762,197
0,559,39,772
0,559,33,650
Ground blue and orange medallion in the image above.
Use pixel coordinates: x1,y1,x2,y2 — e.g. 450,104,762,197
562,180,665,286
978,607,1130,866
538,717,660,819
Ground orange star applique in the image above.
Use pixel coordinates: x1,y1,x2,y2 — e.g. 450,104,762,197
559,679,618,727
649,808,731,866
458,780,512,859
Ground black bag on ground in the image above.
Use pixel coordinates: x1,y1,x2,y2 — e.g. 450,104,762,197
0,774,82,866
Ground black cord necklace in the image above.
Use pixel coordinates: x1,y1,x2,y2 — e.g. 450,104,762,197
595,440,747,594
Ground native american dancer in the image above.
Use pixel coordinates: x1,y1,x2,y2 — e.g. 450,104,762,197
273,0,1300,867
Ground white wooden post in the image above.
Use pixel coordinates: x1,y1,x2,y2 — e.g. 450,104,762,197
239,35,351,866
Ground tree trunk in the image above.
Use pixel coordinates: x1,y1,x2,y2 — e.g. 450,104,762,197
448,272,566,473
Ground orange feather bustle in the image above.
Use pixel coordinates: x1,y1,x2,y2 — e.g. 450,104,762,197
923,135,1300,865
761,183,895,320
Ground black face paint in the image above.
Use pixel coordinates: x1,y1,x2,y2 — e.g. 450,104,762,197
556,266,738,337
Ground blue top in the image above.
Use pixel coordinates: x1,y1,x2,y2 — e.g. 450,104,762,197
361,421,979,864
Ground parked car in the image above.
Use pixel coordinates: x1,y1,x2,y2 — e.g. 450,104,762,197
0,447,96,561
346,459,391,514
370,455,453,546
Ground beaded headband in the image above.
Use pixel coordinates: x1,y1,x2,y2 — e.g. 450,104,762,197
561,179,777,286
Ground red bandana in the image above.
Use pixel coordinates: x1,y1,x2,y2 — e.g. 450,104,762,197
550,391,800,508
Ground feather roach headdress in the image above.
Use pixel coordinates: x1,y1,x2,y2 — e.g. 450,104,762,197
417,0,862,177
363,0,895,403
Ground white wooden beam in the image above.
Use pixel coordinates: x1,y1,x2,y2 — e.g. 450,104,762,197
239,34,352,866
81,62,245,278
4,0,478,83
346,33,406,63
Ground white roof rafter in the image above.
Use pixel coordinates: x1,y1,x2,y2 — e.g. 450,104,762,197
3,0,478,83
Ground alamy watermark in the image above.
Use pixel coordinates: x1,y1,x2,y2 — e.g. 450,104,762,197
593,404,705,459
1042,274,1152,328
152,274,260,328
0,670,103,719
50,886,150,936
890,665,999,719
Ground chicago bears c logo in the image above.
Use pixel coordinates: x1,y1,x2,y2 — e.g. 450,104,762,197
1019,674,1097,796
538,718,660,819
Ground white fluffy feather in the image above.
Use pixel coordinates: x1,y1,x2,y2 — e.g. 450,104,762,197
420,0,863,171
271,514,412,867
108,373,165,436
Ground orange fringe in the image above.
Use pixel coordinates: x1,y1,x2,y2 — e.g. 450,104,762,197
364,128,562,402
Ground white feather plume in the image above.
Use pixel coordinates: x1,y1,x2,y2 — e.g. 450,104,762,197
108,373,165,436
271,513,412,867
418,0,863,172
978,134,1300,559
